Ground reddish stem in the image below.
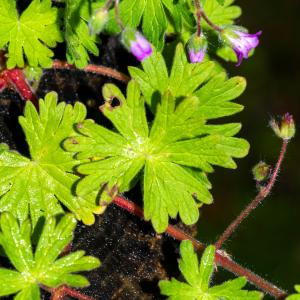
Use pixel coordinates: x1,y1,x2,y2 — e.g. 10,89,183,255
200,8,223,32
215,140,289,249
48,285,96,300
1,69,37,106
112,196,287,298
194,0,202,36
52,60,130,83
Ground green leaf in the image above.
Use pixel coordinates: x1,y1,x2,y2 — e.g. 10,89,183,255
64,79,249,233
195,73,246,119
0,0,62,68
106,0,166,49
216,0,225,5
0,92,102,226
64,0,99,68
202,0,241,28
287,285,300,300
159,240,263,300
129,43,245,119
0,212,100,299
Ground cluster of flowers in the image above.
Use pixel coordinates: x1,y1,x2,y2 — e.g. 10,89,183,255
89,7,261,66
125,27,261,66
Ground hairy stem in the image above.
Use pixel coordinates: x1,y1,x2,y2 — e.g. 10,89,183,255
215,140,289,249
194,0,202,36
195,1,223,32
1,69,37,106
46,285,96,300
52,60,130,83
112,196,287,298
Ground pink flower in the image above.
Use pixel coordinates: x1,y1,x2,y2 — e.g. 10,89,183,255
222,27,262,66
189,49,205,63
187,34,207,63
122,29,152,62
130,33,152,61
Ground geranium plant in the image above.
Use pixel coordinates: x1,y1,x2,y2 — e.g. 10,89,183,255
0,0,297,299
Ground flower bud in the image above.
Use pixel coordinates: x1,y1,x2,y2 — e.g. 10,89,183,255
252,161,270,182
270,113,295,140
221,26,262,66
187,34,208,63
88,8,108,35
122,28,152,61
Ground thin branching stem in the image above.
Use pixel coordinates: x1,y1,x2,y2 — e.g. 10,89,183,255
112,196,287,298
104,0,114,10
215,140,289,249
52,60,130,83
114,0,125,30
194,0,202,36
45,285,96,300
194,1,223,32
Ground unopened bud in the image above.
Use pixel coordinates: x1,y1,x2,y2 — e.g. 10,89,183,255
88,8,108,35
270,113,295,140
122,28,152,61
252,161,270,182
187,34,208,63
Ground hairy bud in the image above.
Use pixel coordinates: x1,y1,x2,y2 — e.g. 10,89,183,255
88,8,108,35
270,113,296,140
252,161,271,182
122,28,152,61
187,34,208,63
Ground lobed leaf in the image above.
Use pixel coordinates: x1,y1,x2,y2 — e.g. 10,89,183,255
202,0,242,28
65,77,249,233
129,43,245,117
159,240,263,300
0,92,101,226
105,0,241,49
0,0,62,68
64,0,99,68
0,213,100,299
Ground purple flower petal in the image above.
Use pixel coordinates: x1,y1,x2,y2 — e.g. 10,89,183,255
227,30,262,66
189,49,205,63
130,33,152,61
